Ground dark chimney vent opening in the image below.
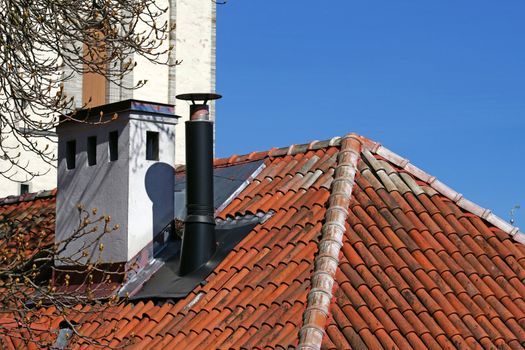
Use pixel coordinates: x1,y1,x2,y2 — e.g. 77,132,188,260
87,136,97,166
146,131,159,161
108,130,118,162
20,183,30,195
66,140,76,170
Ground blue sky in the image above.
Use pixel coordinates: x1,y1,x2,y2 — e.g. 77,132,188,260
215,1,525,227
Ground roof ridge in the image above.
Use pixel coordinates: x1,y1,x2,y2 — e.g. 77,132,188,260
212,136,344,168
0,189,57,206
298,133,362,350
363,141,525,245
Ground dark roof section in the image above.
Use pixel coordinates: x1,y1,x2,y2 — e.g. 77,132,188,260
132,214,269,300
120,159,266,299
174,159,265,219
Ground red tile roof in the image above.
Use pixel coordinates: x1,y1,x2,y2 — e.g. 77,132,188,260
0,190,56,266
1,135,525,349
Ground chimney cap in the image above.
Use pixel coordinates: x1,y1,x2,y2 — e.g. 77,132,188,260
176,93,222,105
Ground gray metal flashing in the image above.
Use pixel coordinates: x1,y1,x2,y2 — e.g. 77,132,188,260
215,161,266,215
123,159,268,299
130,212,269,300
174,159,265,220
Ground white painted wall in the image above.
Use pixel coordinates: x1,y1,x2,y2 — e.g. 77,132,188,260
0,134,57,197
174,0,217,163
132,0,171,103
55,104,178,265
56,118,130,264
126,113,176,260
0,50,61,197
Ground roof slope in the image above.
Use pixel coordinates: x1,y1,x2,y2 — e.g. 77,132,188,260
1,135,524,349
72,142,340,349
319,137,525,350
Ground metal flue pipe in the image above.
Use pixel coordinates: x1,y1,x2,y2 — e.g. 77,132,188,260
176,93,221,276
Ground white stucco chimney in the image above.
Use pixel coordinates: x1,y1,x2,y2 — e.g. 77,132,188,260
55,100,179,266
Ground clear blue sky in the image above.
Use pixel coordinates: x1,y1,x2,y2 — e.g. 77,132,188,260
215,1,525,227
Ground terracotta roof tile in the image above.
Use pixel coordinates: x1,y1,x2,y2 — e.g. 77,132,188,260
3,134,525,349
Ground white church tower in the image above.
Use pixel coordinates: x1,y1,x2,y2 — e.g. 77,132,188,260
0,0,216,197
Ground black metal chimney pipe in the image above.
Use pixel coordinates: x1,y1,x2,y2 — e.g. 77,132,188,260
176,93,222,276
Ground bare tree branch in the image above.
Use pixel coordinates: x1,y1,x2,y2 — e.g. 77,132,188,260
0,0,174,181
0,202,134,348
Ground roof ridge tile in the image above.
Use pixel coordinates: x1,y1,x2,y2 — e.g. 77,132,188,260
0,189,56,206
307,140,320,150
297,134,362,350
213,135,345,168
267,146,288,158
363,142,524,244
